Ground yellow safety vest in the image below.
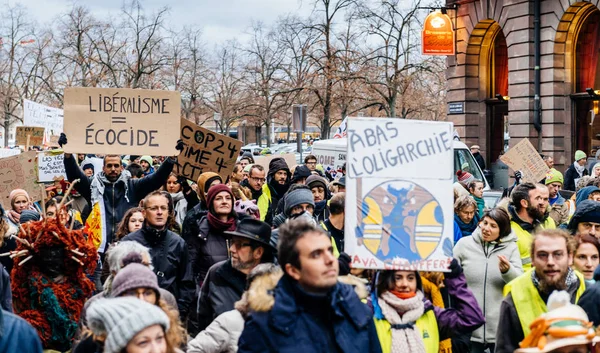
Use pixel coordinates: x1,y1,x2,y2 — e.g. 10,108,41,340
374,310,439,353
320,221,340,258
512,217,556,270
503,269,586,336
257,184,272,222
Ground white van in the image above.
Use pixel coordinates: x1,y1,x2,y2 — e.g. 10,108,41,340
311,138,490,189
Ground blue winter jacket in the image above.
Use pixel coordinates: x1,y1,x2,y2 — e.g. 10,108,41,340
238,275,382,353
0,309,42,352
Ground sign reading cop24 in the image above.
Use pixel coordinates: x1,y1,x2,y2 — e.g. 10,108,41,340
63,87,181,156
345,118,454,272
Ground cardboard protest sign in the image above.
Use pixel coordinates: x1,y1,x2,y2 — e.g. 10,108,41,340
23,100,64,137
500,138,549,183
176,118,242,182
48,135,60,147
345,118,454,272
0,151,38,210
16,126,45,146
253,154,298,171
38,152,67,182
63,87,181,156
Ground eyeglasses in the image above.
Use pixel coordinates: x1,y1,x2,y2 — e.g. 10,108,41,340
145,206,168,212
250,177,266,183
230,240,252,249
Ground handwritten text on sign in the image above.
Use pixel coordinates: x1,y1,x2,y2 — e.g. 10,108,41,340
176,118,242,182
348,118,453,180
63,87,181,155
500,138,549,183
38,153,67,182
16,126,45,146
23,100,64,135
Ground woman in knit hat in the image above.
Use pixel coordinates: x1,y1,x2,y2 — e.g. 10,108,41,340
306,175,331,223
194,185,241,286
7,189,36,230
371,260,485,353
85,297,176,353
74,254,185,353
565,150,589,191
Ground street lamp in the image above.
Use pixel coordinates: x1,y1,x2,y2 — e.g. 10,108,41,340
213,112,221,133
241,120,247,145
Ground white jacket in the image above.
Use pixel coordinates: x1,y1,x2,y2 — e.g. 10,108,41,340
187,309,244,353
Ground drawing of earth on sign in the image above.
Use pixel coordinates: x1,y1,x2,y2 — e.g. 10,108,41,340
357,180,444,264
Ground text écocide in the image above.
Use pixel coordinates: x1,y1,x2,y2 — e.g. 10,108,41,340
63,87,181,155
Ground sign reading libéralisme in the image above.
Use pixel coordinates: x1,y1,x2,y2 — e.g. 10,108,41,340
63,87,181,156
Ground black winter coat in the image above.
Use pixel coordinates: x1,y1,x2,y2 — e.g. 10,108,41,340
564,163,589,191
64,155,174,248
122,224,195,318
196,260,246,332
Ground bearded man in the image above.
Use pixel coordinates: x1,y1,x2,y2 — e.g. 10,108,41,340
508,183,556,270
496,229,585,353
195,219,275,332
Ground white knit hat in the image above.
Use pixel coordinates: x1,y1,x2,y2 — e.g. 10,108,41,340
86,297,170,353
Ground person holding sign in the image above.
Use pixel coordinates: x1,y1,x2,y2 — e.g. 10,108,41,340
58,133,182,253
564,150,589,191
370,260,484,353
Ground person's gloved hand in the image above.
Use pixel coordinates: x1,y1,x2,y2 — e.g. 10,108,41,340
58,133,67,147
514,170,522,184
177,175,192,193
338,252,351,276
175,139,184,152
446,258,463,279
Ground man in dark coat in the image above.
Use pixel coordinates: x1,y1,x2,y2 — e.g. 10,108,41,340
122,191,195,319
265,157,291,224
196,219,274,332
238,219,382,353
470,145,486,170
59,133,180,251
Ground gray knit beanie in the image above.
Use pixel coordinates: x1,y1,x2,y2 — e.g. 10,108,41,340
284,188,315,216
19,209,41,224
111,262,161,300
86,297,170,353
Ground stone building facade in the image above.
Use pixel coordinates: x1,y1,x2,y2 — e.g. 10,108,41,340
447,0,600,170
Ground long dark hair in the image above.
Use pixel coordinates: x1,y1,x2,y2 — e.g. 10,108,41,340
375,270,423,296
115,207,144,241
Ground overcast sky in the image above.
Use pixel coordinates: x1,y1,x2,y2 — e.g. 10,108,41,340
10,0,314,46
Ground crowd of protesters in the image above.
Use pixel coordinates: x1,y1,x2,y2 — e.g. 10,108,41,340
0,133,599,353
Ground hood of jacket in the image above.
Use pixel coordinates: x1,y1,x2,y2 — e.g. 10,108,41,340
576,186,600,206
507,204,540,232
197,172,222,204
568,199,600,232
246,272,368,314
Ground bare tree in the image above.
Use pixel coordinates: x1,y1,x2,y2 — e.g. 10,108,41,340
359,0,427,118
245,22,298,146
305,0,356,139
120,0,170,88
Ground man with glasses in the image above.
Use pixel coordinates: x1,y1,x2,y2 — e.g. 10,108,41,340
568,199,600,238
247,164,272,223
122,191,195,320
196,219,274,332
304,154,324,177
496,229,585,353
60,133,181,254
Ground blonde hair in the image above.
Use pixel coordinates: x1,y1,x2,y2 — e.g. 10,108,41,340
531,229,575,258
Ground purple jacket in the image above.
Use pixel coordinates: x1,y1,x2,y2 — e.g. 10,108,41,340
430,272,485,340
370,271,485,340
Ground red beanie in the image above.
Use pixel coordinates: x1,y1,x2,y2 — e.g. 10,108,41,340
206,184,235,213
456,170,474,183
